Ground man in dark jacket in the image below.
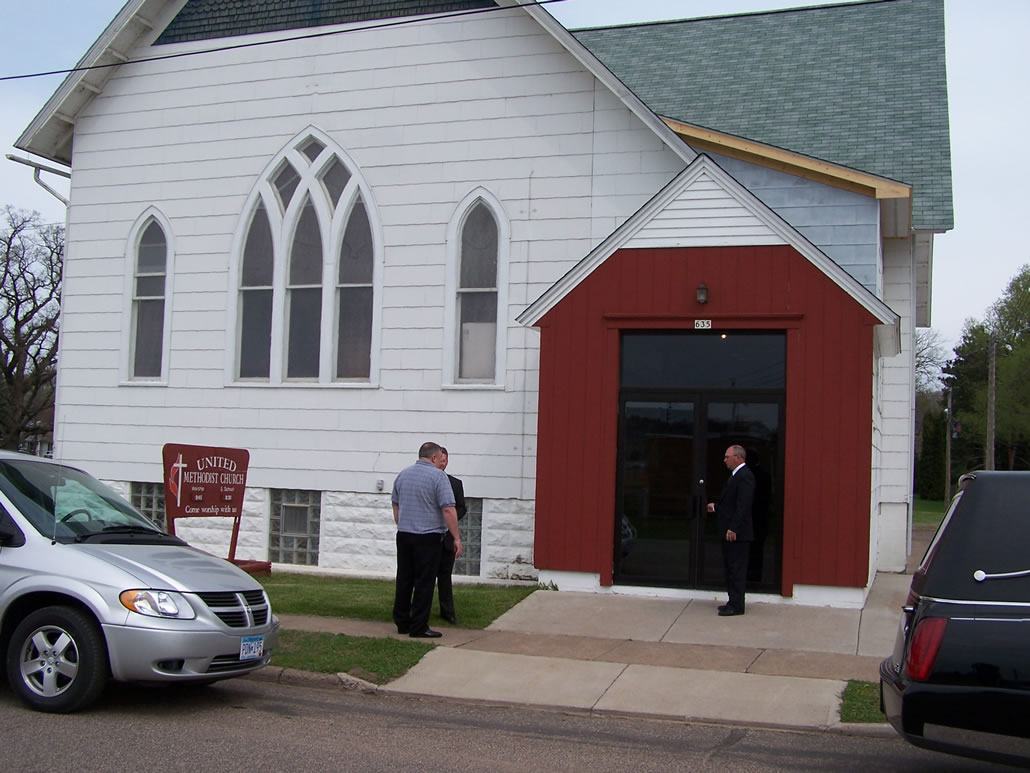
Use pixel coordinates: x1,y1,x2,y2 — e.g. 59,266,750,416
434,447,467,624
707,444,755,616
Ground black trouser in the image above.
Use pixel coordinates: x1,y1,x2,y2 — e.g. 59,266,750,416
393,531,444,634
722,540,751,612
437,532,456,619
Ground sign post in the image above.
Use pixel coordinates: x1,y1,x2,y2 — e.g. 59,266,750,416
161,443,269,574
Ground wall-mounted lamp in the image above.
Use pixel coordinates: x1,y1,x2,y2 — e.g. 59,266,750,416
696,282,709,305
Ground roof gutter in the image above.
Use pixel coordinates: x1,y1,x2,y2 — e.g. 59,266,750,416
5,155,71,206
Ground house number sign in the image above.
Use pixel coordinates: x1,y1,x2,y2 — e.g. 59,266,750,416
694,319,712,329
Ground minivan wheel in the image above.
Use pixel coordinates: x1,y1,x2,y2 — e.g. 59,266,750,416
6,606,109,713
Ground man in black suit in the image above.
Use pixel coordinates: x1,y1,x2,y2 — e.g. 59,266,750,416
707,444,755,616
434,447,467,624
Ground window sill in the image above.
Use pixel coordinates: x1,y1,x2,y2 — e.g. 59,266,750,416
119,380,167,387
230,380,380,389
442,382,505,391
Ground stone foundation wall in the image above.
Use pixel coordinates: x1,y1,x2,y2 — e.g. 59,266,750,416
116,482,537,581
481,498,537,581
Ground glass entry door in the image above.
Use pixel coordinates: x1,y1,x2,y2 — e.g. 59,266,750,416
617,401,700,585
614,331,785,591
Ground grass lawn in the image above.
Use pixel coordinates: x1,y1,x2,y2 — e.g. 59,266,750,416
840,680,886,723
272,630,433,684
261,573,537,682
260,574,536,629
912,497,946,528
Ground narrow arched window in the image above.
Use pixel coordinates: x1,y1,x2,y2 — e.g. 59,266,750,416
457,202,498,380
131,221,167,378
239,202,274,379
233,129,379,384
286,197,323,379
337,197,373,379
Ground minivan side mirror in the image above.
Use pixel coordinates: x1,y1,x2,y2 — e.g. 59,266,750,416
0,506,25,547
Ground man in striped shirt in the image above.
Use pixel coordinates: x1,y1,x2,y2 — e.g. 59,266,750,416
392,442,462,638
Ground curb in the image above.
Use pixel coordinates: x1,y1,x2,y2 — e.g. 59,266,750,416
248,666,894,736
247,666,379,694
827,721,894,737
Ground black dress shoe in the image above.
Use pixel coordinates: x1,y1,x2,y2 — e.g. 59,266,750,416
409,628,442,638
444,615,458,625
718,606,744,616
396,626,410,634
717,604,731,613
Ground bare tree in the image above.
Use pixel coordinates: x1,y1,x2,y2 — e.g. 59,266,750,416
915,327,948,393
0,207,63,450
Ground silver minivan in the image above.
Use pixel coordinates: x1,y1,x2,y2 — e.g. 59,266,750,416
0,451,279,712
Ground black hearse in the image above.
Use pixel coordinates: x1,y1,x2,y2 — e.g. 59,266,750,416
880,471,1030,766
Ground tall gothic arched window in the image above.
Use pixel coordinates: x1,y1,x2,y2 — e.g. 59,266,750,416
457,203,498,380
124,210,174,382
444,190,509,387
233,131,379,383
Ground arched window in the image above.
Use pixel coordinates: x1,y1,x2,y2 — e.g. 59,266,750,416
286,196,323,379
232,129,380,384
458,203,498,379
123,210,174,382
444,190,509,386
239,203,274,378
337,199,373,379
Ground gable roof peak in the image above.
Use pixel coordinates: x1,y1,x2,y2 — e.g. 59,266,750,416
518,152,900,355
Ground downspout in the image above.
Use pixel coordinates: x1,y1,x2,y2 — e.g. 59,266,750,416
5,155,70,206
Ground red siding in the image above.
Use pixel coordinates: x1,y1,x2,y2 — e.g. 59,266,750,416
534,245,877,592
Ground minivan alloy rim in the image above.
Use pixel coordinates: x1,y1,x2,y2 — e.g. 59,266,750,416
19,625,79,697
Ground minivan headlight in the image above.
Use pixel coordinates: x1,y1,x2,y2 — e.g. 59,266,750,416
120,590,196,619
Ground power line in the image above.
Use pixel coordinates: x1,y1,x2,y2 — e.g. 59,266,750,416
0,0,569,83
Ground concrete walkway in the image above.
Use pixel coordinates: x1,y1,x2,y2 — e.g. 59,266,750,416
257,528,934,734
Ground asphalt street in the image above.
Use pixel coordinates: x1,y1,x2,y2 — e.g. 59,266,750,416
0,677,1012,772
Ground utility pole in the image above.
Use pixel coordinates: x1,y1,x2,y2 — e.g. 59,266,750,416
945,390,953,501
986,327,996,471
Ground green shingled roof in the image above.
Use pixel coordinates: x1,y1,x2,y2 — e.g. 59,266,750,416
574,0,952,231
155,0,497,45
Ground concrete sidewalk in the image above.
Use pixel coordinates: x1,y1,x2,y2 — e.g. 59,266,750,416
260,528,933,733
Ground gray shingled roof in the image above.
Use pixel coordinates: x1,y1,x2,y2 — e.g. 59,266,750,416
156,0,497,45
573,0,953,231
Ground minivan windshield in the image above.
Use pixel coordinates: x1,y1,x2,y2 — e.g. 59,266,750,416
0,457,164,543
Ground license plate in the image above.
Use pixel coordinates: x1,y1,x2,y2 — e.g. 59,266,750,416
240,634,264,661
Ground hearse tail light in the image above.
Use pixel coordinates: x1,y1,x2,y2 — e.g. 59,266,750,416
905,617,947,681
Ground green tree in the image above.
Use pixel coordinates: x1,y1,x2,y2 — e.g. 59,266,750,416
943,265,1030,474
994,330,1030,469
916,409,946,499
942,320,989,474
0,207,62,450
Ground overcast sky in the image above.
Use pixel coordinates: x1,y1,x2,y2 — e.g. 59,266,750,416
1,0,1026,353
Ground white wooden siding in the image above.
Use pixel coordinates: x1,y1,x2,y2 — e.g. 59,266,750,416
875,236,917,572
59,10,683,487
624,172,786,249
